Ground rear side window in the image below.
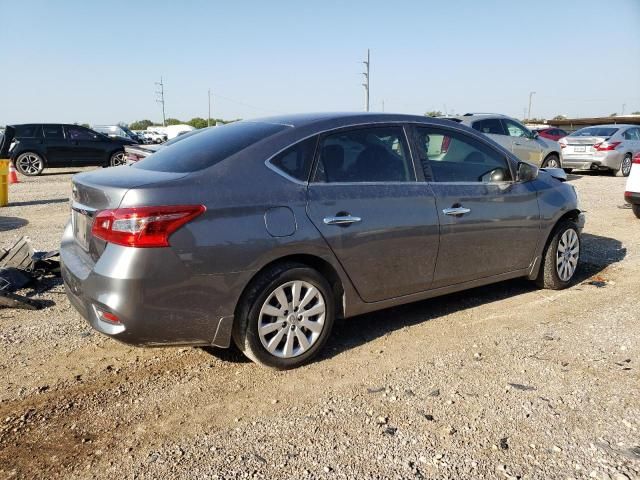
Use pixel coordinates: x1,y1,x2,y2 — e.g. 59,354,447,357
270,136,317,181
133,122,288,173
623,128,640,140
43,125,64,139
14,125,42,138
415,127,512,183
472,118,506,135
313,126,414,183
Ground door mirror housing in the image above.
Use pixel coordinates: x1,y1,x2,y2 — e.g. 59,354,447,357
517,162,538,182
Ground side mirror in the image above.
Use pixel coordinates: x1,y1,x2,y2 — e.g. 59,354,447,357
517,162,538,182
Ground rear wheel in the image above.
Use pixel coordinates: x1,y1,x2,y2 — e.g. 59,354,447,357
535,220,580,290
632,204,640,219
542,154,561,169
109,151,126,167
233,263,335,369
15,152,44,176
618,154,632,177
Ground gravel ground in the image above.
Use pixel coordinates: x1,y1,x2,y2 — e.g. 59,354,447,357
0,168,638,480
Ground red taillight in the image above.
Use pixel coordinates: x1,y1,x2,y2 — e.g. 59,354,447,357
633,152,640,164
441,136,451,153
593,141,621,151
92,205,206,248
126,152,143,162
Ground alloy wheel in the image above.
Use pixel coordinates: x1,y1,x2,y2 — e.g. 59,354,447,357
111,152,126,166
258,280,326,358
621,155,632,177
556,228,579,281
16,154,43,175
545,157,560,168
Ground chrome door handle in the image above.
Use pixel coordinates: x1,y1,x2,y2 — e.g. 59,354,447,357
323,215,362,225
443,207,471,216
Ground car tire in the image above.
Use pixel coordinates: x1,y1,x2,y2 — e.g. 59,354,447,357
232,262,335,369
535,219,580,290
632,204,640,219
563,168,573,174
542,154,561,169
109,151,126,167
14,152,45,176
618,154,632,177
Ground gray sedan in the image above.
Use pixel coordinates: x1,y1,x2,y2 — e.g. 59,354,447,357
61,113,584,369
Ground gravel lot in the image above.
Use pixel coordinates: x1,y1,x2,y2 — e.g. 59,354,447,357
0,168,638,480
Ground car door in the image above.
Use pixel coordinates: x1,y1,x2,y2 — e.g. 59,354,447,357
502,118,543,164
63,125,107,165
305,124,440,303
41,124,70,165
411,125,540,288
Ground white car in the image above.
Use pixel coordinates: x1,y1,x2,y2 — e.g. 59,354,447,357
624,152,640,218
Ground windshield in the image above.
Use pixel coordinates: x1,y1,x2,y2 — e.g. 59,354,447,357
133,121,288,172
571,127,618,137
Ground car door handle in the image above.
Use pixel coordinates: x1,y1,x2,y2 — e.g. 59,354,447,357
443,207,471,216
323,215,362,225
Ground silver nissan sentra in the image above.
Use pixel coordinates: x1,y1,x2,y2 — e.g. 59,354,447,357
61,113,584,369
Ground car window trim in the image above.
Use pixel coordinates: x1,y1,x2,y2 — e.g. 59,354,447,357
410,123,517,184
264,135,319,185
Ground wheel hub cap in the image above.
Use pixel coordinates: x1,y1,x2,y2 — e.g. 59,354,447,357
258,280,326,359
556,228,579,282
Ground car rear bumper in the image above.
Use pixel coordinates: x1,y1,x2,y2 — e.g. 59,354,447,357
562,151,623,170
61,222,246,348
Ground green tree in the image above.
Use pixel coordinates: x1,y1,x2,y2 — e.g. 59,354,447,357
164,118,182,126
186,117,208,129
552,115,567,120
631,111,640,115
425,110,443,117
609,113,618,117
129,119,155,130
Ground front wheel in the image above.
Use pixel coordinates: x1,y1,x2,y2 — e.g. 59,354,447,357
542,154,561,169
233,263,335,369
632,204,640,219
109,151,126,167
535,220,580,290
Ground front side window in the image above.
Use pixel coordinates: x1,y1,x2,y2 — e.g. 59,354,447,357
43,125,64,139
270,136,317,182
313,126,413,183
65,126,97,141
472,118,506,135
415,127,512,183
503,119,530,138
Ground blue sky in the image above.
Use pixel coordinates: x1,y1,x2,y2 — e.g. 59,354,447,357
1,0,639,125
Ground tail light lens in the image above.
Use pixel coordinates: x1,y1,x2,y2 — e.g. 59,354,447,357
633,152,640,164
92,205,206,248
441,136,451,153
126,152,144,163
593,141,621,151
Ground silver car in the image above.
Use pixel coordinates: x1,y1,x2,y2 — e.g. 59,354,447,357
559,124,640,177
447,113,563,168
61,113,584,369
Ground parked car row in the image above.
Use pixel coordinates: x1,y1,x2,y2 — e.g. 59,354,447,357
133,130,167,144
624,152,640,219
62,112,584,368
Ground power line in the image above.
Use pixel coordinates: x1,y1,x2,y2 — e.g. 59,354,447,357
155,76,166,127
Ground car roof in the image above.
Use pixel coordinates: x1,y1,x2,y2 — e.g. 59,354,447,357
572,124,634,129
245,112,432,129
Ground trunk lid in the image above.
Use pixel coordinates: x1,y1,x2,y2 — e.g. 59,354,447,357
562,136,609,156
70,166,189,256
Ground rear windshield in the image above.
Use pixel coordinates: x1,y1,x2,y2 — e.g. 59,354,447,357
133,121,288,172
571,127,618,137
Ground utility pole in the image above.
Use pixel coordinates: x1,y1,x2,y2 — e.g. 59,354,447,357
156,76,166,127
622,103,626,115
381,100,384,112
208,89,212,127
527,91,536,121
362,49,370,112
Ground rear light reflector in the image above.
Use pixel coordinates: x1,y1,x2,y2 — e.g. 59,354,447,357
633,152,640,164
92,205,206,248
593,141,621,151
95,307,121,324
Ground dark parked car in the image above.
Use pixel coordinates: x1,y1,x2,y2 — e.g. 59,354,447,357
9,123,136,175
534,127,568,142
61,113,584,369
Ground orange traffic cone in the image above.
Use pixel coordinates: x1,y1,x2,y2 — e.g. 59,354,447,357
8,163,19,184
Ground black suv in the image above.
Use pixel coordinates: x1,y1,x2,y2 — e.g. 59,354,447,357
8,124,137,176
